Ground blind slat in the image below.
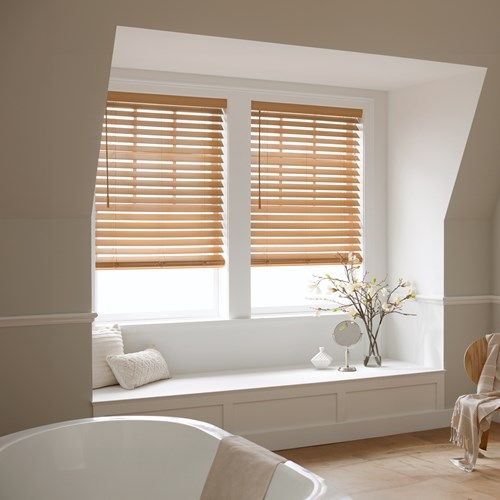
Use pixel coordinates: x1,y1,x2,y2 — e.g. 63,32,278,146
96,229,223,238
96,213,222,222
250,166,358,177
101,135,224,148
96,246,223,255
96,257,224,269
99,150,222,163
95,202,224,212
95,187,223,197
97,163,224,173
96,238,223,247
104,127,224,140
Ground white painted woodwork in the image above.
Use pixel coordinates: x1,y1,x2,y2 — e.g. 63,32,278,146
345,384,437,420
234,394,337,433
93,360,445,450
0,312,97,328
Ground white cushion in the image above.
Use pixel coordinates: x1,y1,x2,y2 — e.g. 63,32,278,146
106,348,170,390
92,324,124,389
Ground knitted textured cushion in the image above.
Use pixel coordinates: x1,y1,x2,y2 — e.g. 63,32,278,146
92,324,124,389
106,348,170,390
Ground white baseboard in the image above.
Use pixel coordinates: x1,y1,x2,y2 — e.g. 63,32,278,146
245,409,453,450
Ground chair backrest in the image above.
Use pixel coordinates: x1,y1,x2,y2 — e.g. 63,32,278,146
464,337,488,385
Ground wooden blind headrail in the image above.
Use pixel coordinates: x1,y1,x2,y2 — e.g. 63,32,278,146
108,91,227,109
252,100,363,119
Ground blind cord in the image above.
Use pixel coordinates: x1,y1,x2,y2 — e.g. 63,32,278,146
105,106,110,208
258,109,262,209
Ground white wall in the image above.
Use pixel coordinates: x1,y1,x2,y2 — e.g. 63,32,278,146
120,314,368,374
384,70,485,405
387,70,485,298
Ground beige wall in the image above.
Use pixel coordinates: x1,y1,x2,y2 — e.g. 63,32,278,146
0,219,92,317
1,0,500,435
443,304,491,407
0,323,92,436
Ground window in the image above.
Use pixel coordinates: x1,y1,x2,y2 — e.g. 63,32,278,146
250,101,362,311
94,91,226,319
93,90,365,321
95,268,218,320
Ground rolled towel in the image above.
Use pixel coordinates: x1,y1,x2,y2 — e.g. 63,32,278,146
201,435,285,500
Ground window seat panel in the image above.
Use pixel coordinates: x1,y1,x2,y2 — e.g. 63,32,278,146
92,360,446,450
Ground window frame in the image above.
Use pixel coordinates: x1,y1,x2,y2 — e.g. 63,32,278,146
92,71,380,323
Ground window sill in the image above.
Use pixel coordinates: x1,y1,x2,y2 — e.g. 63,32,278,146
94,310,347,328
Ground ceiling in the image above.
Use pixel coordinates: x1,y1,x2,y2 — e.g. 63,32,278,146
112,27,481,91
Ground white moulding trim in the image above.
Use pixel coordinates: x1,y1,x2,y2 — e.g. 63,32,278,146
0,312,97,328
417,295,500,305
444,295,494,305
416,295,444,305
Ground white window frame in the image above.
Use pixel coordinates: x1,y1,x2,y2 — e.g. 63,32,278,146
92,69,383,323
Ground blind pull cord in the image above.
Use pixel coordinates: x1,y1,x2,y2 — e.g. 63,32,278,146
105,108,110,208
258,109,262,209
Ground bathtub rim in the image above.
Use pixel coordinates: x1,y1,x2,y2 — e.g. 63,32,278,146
0,416,230,452
0,416,327,499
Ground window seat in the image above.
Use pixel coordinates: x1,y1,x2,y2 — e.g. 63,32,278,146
92,360,446,451
93,360,441,404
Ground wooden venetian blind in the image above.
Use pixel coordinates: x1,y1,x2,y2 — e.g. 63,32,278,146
251,101,362,266
95,91,226,269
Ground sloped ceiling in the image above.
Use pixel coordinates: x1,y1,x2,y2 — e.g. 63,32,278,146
111,27,478,91
1,0,500,218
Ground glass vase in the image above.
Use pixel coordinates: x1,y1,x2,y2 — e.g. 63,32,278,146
364,333,382,367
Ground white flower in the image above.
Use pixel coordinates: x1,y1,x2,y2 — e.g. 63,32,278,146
345,306,357,318
382,303,394,313
348,252,361,265
344,283,355,294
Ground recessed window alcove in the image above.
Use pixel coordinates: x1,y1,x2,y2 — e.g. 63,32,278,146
92,27,486,447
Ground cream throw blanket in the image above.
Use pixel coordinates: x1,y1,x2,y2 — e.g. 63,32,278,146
201,435,285,500
450,333,500,471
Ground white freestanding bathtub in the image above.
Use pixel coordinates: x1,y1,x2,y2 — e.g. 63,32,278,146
0,416,326,500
